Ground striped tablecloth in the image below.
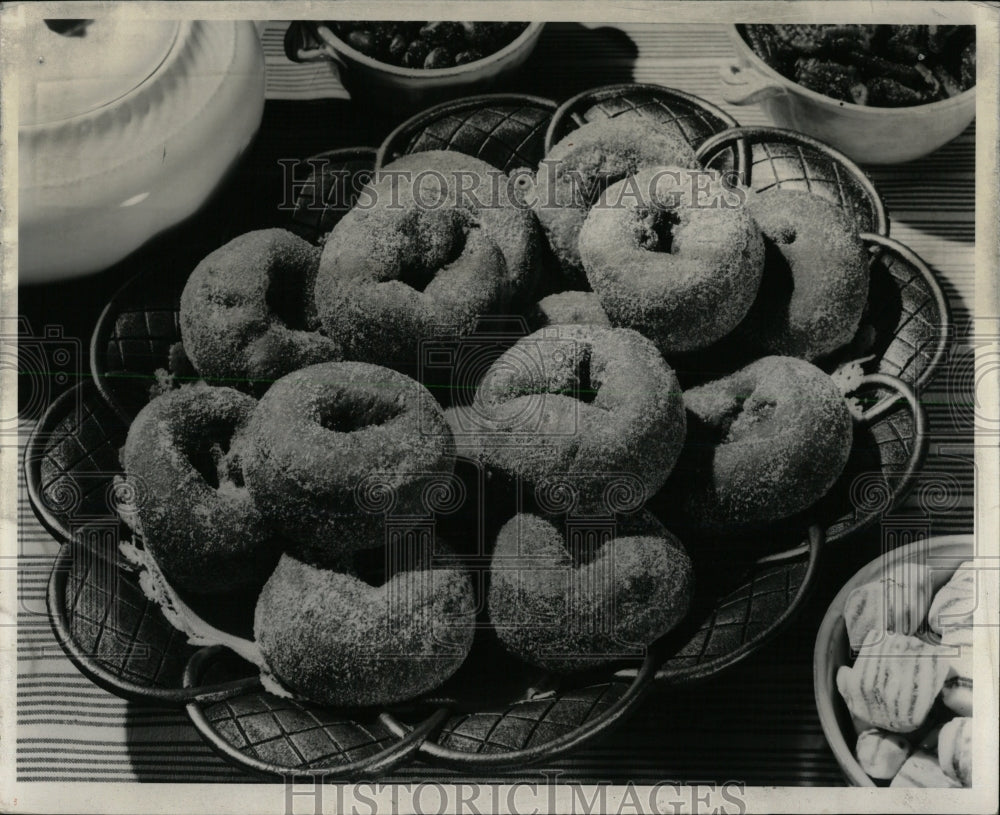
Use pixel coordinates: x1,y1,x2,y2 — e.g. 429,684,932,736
15,21,975,786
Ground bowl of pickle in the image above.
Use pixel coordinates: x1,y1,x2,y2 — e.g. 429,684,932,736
722,24,976,163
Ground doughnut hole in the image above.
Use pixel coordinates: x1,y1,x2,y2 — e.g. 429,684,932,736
514,340,597,402
635,207,681,254
316,400,402,434
172,407,259,501
265,270,313,332
315,151,541,374
477,335,601,426
573,347,599,404
756,235,797,315
396,217,470,293
187,434,243,492
723,391,780,443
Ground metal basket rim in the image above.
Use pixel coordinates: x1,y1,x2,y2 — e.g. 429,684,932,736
694,124,890,237
543,80,743,153
375,91,559,172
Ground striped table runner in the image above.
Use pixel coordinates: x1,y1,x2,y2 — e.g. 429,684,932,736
16,20,975,785
13,450,846,785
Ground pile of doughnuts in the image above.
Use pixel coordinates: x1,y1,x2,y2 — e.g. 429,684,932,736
122,111,873,706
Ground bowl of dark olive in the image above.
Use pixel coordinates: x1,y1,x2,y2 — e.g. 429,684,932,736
284,21,545,112
721,24,976,163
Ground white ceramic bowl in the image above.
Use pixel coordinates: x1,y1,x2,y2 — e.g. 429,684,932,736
813,535,974,785
18,20,265,283
291,22,545,112
721,26,976,165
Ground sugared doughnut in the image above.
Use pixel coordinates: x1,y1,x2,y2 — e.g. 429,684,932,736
376,151,540,305
489,511,693,672
530,291,610,329
462,324,686,509
661,355,853,528
120,384,278,594
241,361,455,568
180,229,341,390
737,189,870,361
255,550,476,707
533,118,700,285
314,151,541,372
579,166,764,355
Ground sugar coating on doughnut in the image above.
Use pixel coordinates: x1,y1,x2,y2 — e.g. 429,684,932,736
580,166,765,355
663,355,853,527
242,361,455,568
442,405,493,463
468,324,686,509
255,551,476,707
738,189,870,361
530,291,610,329
315,151,541,372
376,151,541,305
489,512,693,672
534,118,700,283
317,206,505,372
121,384,279,594
180,229,341,389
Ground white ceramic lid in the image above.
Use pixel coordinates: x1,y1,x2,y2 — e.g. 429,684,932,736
19,19,180,126
18,20,266,282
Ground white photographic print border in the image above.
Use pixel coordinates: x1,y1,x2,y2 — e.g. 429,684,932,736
0,1,996,813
